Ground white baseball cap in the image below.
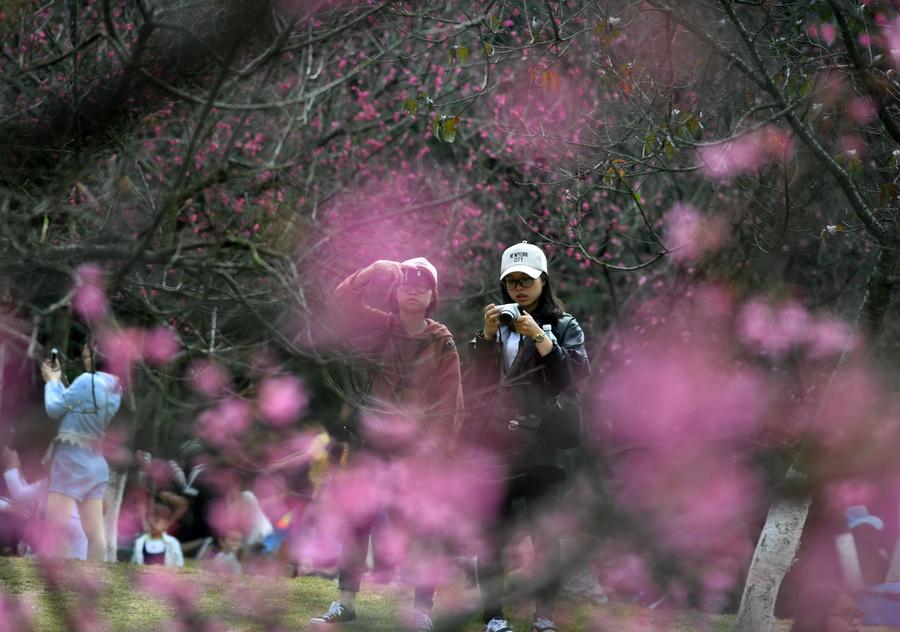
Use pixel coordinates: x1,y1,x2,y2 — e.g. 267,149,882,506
499,242,548,280
401,257,438,286
846,505,884,530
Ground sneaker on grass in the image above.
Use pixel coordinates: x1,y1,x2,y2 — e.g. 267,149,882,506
532,616,557,632
484,618,513,632
310,601,357,625
413,611,433,631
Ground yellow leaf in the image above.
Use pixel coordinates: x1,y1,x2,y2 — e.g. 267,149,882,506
687,115,700,134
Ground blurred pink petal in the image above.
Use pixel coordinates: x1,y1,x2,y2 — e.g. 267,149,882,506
360,411,420,451
760,126,795,161
824,480,879,516
320,455,388,527
190,359,230,397
806,319,855,359
601,337,767,445
816,367,880,446
698,134,763,180
664,203,727,262
143,326,180,365
848,96,878,125
72,264,109,323
138,567,199,608
257,375,308,426
97,327,144,385
884,16,900,72
0,593,37,632
196,398,253,447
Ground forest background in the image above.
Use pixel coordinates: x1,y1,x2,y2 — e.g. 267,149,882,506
1,1,900,631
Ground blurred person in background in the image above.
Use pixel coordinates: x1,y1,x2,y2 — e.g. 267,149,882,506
131,503,184,567
790,582,861,632
41,335,122,561
1,446,87,559
310,257,464,631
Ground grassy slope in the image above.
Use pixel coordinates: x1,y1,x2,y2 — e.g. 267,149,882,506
0,557,799,631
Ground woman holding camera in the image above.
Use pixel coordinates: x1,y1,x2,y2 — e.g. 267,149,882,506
311,257,464,630
467,242,589,632
41,336,122,561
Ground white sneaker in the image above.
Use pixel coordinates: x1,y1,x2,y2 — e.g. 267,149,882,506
310,601,357,624
532,617,557,632
413,611,433,631
484,618,513,632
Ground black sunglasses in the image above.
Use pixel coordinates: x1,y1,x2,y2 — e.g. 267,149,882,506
399,270,433,294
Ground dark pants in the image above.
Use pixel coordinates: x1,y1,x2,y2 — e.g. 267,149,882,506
478,467,564,624
337,508,437,611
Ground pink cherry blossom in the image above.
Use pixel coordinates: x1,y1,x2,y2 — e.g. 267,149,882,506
884,16,900,72
257,375,308,426
72,264,109,323
848,96,878,125
0,593,36,632
360,411,420,452
97,327,144,385
663,203,727,263
600,334,768,445
319,454,388,527
189,359,230,397
737,299,854,359
823,479,879,515
196,398,253,446
698,134,764,180
142,326,180,365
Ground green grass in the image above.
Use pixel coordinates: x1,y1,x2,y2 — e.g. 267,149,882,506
0,557,802,631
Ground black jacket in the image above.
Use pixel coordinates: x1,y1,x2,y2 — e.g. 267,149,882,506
465,312,589,477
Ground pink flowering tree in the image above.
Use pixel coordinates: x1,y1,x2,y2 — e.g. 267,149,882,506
0,0,899,630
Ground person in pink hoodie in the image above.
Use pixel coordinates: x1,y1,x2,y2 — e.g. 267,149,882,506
310,258,463,631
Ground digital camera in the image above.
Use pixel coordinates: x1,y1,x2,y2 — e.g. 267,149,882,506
497,303,522,326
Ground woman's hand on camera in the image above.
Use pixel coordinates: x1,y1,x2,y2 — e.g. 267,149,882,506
483,303,501,340
41,359,61,383
513,310,543,340
351,260,401,290
370,260,402,279
1,447,20,472
366,260,402,284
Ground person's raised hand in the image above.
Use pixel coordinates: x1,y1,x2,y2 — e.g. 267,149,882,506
483,304,500,340
41,359,61,383
371,260,402,283
1,447,20,472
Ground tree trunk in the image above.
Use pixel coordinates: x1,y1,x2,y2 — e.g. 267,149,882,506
734,239,900,631
734,471,811,632
103,469,127,562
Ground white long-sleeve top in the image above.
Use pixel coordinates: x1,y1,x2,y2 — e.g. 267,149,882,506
45,372,122,444
131,532,184,567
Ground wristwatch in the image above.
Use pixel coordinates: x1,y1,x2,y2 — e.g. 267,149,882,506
532,333,545,344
